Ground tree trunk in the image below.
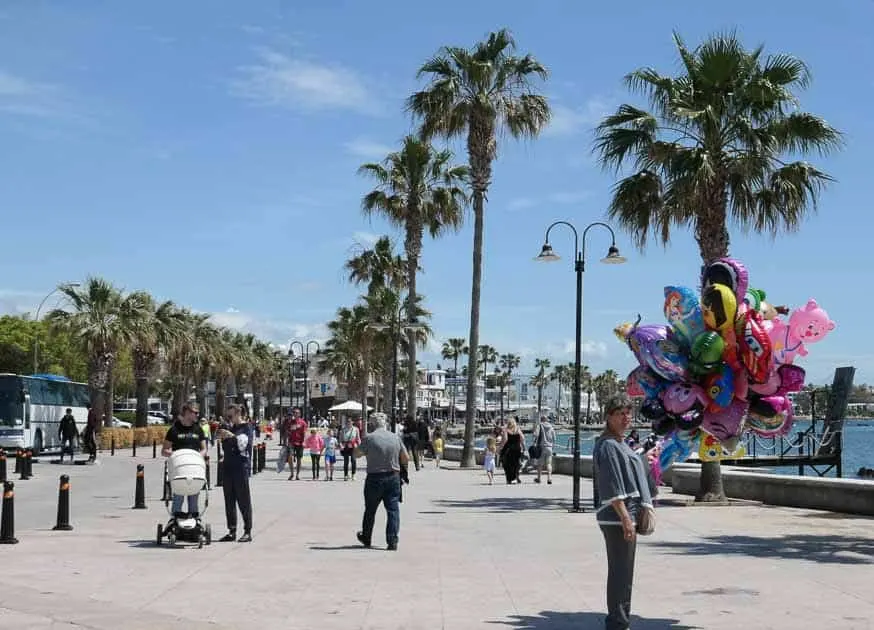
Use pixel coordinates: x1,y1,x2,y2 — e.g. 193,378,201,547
461,190,485,468
133,350,152,428
695,197,730,503
252,382,262,421
196,372,208,420
89,351,112,429
104,364,115,428
405,221,422,421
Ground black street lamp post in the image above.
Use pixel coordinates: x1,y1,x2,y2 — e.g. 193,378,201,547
535,220,626,512
290,340,320,422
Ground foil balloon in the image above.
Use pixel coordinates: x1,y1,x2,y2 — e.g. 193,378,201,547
703,257,749,300
735,305,773,383
674,408,704,431
617,318,689,382
688,331,725,375
660,382,707,415
663,286,705,347
702,283,738,332
640,397,668,421
749,364,806,396
658,429,698,470
747,395,794,436
703,364,735,410
626,365,668,399
651,415,676,436
769,298,836,365
701,398,748,442
698,433,747,462
745,288,788,321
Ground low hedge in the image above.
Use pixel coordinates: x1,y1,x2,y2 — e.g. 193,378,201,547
98,426,169,449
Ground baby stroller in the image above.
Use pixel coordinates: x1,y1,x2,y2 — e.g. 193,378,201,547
156,449,212,548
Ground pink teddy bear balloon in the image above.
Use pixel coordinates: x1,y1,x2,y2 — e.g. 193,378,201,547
769,298,835,365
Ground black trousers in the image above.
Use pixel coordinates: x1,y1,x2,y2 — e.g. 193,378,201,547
222,465,253,533
310,454,321,479
342,448,356,477
601,525,636,630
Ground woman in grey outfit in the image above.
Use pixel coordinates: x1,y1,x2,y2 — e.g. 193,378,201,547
592,395,654,630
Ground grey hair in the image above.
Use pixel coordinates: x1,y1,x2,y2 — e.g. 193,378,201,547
371,412,388,429
603,394,633,416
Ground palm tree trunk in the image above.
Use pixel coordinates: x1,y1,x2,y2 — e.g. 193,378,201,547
196,372,208,419
133,351,151,429
537,384,543,416
104,365,115,428
252,383,262,421
452,356,459,425
215,376,228,420
89,352,112,429
405,223,422,422
695,203,731,503
461,189,485,468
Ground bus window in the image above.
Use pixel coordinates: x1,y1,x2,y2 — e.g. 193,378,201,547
0,376,22,426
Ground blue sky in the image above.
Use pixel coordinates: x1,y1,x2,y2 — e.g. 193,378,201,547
1,1,871,385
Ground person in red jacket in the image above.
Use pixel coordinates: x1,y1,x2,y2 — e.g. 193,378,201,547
286,408,308,481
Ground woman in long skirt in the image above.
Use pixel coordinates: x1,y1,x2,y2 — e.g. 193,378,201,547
500,419,525,484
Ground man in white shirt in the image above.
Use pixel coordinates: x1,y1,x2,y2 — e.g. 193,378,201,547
535,416,557,485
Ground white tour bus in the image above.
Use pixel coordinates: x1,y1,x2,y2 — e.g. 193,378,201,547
0,373,90,454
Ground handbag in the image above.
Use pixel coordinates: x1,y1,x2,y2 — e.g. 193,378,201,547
528,425,544,460
636,506,656,536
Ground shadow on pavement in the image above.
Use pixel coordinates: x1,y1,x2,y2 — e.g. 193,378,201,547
432,496,593,513
489,610,700,629
308,545,372,551
120,540,184,550
652,534,874,565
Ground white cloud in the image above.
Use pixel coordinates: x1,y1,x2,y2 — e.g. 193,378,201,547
506,191,592,212
231,50,379,115
544,97,614,137
0,70,67,119
343,138,393,159
209,308,329,346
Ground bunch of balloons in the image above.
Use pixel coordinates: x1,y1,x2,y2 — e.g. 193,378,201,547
614,257,836,470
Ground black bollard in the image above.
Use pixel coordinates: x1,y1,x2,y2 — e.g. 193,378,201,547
205,454,211,490
152,439,157,459
161,461,171,502
13,449,21,475
111,436,115,456
132,436,137,457
25,449,33,479
0,449,6,483
260,443,266,472
0,481,18,544
19,451,28,481
132,464,147,509
52,474,73,531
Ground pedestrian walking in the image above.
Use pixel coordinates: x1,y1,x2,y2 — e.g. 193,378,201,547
216,404,253,543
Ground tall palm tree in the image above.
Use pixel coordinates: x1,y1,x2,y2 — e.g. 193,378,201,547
323,305,372,421
478,345,497,418
128,294,186,427
551,364,568,421
346,237,407,412
532,357,551,416
594,31,841,501
410,28,550,467
441,338,467,424
359,135,468,421
499,352,520,413
46,278,133,427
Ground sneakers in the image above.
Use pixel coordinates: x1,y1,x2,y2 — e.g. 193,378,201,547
356,531,371,548
238,532,252,543
387,542,398,551
219,531,236,542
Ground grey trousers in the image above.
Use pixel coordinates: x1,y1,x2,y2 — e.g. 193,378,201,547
600,525,636,630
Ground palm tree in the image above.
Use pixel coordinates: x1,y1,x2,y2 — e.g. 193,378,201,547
127,295,186,428
499,352,520,415
359,135,468,421
532,357,551,416
442,337,467,424
46,278,133,427
323,305,372,420
594,31,841,501
551,364,569,421
478,345,497,419
410,28,550,467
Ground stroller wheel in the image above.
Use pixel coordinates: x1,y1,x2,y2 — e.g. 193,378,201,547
204,524,212,546
156,523,162,546
198,536,204,549
167,532,176,546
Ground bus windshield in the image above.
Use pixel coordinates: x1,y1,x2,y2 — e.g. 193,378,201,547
0,375,23,427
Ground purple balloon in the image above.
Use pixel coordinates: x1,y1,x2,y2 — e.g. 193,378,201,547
701,398,748,442
703,257,749,300
625,324,689,382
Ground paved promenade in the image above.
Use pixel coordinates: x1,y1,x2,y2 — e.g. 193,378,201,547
1,443,873,629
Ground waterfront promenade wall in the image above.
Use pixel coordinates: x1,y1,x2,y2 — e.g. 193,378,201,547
442,445,874,516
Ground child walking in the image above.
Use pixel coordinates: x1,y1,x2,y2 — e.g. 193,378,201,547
323,429,339,481
432,428,444,469
484,436,497,485
304,428,324,481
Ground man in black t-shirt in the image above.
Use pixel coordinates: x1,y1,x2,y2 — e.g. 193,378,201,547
58,408,79,463
162,403,207,516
